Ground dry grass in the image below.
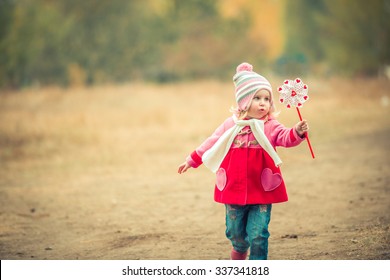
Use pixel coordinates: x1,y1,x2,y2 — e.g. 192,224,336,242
0,78,389,259
1,78,387,166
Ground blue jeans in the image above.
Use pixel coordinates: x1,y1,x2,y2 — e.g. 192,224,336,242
225,204,272,260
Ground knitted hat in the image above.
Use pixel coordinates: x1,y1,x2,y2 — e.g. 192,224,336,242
233,62,273,112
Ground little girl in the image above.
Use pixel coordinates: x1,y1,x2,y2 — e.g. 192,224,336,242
178,62,309,260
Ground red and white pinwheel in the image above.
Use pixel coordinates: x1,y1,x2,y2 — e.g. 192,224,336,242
278,78,315,159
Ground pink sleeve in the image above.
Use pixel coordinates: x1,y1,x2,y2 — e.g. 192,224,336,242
186,117,235,168
268,119,305,148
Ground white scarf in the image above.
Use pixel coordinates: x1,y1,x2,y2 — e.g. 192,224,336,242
202,116,282,173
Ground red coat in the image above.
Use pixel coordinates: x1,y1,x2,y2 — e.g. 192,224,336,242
187,116,305,205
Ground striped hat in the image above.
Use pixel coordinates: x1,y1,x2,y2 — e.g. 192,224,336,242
233,62,273,112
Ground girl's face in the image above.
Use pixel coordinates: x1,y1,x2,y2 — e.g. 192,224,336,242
247,89,271,119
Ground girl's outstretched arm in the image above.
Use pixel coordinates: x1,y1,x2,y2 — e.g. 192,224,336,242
178,161,192,174
178,116,236,172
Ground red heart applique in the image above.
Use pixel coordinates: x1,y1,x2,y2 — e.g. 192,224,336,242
278,87,282,91
280,98,284,103
304,96,308,100
297,103,302,107
284,80,289,84
216,168,226,191
287,104,291,108
291,90,297,97
296,78,301,83
303,85,307,89
261,168,282,191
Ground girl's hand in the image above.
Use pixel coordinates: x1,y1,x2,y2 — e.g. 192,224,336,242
295,120,309,137
178,161,191,174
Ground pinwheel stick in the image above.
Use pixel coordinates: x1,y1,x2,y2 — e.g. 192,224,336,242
296,107,315,159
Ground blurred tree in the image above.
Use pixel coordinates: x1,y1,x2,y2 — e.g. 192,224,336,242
280,0,390,76
159,0,222,80
0,0,274,87
160,0,271,81
219,0,285,60
57,0,155,84
317,0,390,76
277,0,325,76
0,0,74,87
0,0,16,87
2,0,387,88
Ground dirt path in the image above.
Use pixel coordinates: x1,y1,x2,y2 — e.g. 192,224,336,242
0,80,389,260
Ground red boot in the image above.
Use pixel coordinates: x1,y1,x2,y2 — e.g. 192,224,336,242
230,248,248,260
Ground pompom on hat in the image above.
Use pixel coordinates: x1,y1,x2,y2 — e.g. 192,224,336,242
233,62,274,112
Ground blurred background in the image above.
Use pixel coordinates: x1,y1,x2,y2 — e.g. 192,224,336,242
1,0,389,88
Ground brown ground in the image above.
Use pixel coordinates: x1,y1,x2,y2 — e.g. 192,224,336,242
0,78,389,260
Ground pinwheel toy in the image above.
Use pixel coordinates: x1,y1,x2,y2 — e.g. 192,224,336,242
278,78,315,159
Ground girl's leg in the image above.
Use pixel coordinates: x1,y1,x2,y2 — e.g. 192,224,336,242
246,204,272,260
225,204,250,258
